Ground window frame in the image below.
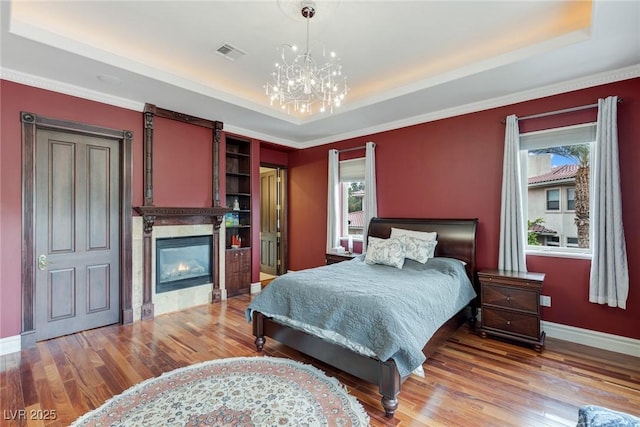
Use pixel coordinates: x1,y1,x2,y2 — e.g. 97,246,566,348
338,158,366,242
566,187,576,211
566,236,579,247
340,181,365,239
520,123,596,258
545,188,560,212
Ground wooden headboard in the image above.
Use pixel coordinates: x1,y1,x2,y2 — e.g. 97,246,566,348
367,217,479,287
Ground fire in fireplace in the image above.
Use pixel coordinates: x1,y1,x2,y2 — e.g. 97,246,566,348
156,235,213,293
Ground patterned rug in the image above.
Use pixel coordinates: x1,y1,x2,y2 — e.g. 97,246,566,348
72,356,370,426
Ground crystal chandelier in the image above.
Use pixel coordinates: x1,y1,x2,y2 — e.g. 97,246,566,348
265,1,348,115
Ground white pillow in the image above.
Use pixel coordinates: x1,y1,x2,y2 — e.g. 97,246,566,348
390,227,437,242
400,235,438,263
364,236,405,269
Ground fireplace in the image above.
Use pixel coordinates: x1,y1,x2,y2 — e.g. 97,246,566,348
156,235,213,293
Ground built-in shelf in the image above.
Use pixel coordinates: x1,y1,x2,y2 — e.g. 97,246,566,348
225,136,252,250
225,136,252,296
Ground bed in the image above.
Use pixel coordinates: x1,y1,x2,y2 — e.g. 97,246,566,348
247,217,479,418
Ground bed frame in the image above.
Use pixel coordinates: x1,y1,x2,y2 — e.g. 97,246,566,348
252,217,479,418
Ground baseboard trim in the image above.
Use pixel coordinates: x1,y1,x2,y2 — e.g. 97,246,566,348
0,335,21,356
2,318,636,358
250,282,262,294
542,321,640,358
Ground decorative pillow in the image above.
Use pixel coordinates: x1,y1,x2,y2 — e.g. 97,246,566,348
400,235,438,263
577,405,640,427
364,236,405,269
390,227,437,242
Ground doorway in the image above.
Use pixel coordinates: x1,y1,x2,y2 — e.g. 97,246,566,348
21,112,133,348
259,165,287,284
34,129,121,340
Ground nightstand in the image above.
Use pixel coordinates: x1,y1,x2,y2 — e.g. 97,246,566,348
478,269,546,352
325,252,358,265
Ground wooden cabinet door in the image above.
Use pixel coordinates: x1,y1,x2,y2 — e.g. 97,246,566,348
226,248,251,297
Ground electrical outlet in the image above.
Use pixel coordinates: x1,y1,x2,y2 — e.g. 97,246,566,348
540,295,551,307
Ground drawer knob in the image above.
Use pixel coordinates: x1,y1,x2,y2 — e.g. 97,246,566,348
506,320,511,326
506,296,512,301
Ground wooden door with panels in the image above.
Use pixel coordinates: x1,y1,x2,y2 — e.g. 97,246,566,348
260,168,278,276
259,166,287,276
21,112,134,349
34,129,121,340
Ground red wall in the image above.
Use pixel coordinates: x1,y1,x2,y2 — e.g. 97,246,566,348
153,117,213,207
260,145,290,166
0,80,144,338
286,78,640,340
2,78,638,343
0,81,219,338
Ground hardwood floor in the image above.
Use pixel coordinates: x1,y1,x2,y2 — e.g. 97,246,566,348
1,294,638,426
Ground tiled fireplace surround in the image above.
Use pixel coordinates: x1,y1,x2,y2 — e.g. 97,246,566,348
131,217,226,321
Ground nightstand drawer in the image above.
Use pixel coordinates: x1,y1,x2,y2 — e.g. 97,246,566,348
477,270,545,289
482,283,538,313
478,269,545,351
326,252,357,265
481,307,540,340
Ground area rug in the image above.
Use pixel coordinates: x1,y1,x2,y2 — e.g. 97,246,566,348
72,356,370,426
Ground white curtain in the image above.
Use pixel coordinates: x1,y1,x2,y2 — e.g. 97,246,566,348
363,142,378,248
326,149,340,251
498,115,528,272
589,96,629,309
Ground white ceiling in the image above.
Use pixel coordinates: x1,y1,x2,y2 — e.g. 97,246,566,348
1,1,639,149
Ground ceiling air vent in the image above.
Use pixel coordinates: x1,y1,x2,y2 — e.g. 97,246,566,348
215,43,246,62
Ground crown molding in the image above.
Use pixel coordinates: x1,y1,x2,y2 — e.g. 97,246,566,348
2,64,639,149
297,63,640,149
0,67,144,112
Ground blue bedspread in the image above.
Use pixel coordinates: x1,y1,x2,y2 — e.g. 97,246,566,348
246,256,476,377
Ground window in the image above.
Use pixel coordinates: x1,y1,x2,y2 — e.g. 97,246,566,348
566,237,579,247
341,181,365,237
566,188,575,210
521,123,595,253
546,236,560,246
546,189,560,211
339,158,366,240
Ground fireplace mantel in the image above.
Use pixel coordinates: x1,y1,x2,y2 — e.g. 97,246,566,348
134,206,230,233
137,103,228,320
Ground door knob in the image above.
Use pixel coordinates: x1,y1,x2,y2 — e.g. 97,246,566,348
38,254,48,271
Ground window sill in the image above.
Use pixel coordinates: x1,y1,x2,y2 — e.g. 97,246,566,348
526,248,592,260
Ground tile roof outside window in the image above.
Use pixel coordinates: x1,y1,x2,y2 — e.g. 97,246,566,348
528,164,578,184
348,210,365,228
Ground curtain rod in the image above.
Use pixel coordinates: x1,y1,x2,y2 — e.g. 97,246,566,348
337,145,366,153
501,98,622,124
